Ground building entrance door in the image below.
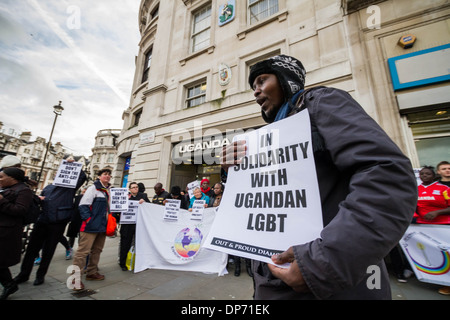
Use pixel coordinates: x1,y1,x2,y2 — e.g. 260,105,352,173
170,163,221,193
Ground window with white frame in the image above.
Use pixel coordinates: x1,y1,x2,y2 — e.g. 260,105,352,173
249,0,279,25
186,81,207,108
106,153,115,163
142,49,152,83
191,5,211,53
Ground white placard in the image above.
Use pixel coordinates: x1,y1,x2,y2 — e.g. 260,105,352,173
164,199,181,220
187,180,200,199
203,110,323,265
53,160,82,188
120,200,139,224
190,200,205,221
110,188,129,212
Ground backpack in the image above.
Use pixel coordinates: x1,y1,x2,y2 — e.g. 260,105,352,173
23,194,42,225
14,184,42,225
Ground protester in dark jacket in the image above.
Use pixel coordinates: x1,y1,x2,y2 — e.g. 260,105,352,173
208,182,224,208
167,186,189,210
222,55,417,299
14,166,86,286
0,168,33,300
119,182,150,270
200,178,214,198
66,186,88,248
152,182,170,205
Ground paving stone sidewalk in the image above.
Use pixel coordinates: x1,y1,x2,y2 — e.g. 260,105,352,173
6,236,450,301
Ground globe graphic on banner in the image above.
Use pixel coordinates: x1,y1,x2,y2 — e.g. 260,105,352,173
174,227,203,258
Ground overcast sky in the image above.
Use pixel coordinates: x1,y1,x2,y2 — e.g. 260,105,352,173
0,0,141,156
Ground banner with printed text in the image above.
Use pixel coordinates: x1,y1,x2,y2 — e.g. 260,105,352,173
400,224,450,286
203,110,324,265
134,203,228,275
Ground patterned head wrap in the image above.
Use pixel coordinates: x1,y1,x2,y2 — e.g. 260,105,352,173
248,55,306,101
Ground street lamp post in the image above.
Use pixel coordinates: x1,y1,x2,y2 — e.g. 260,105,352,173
37,101,64,189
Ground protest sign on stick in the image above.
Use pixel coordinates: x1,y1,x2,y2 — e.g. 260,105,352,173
187,180,200,199
203,110,323,265
190,200,206,221
110,188,129,212
120,200,139,224
164,199,181,220
53,160,82,188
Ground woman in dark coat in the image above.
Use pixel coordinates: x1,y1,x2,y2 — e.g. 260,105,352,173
222,55,417,299
118,182,150,271
0,168,33,299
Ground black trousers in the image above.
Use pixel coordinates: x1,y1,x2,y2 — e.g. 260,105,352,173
0,268,13,287
387,244,411,277
19,221,67,280
119,224,136,268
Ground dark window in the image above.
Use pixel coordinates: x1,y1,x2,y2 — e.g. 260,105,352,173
142,49,152,83
151,4,159,19
134,109,142,126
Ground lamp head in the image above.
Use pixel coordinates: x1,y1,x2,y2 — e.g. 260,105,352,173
53,101,64,115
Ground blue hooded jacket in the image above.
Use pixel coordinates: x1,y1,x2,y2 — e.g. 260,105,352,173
79,179,111,233
38,170,86,224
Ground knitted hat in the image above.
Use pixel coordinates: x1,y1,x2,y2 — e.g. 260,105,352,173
2,167,25,182
0,155,21,169
248,55,306,100
170,186,181,196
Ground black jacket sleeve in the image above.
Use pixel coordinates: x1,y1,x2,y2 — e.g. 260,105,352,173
0,183,33,224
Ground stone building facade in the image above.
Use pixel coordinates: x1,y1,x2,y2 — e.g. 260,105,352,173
0,123,88,190
88,129,121,182
113,0,450,191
